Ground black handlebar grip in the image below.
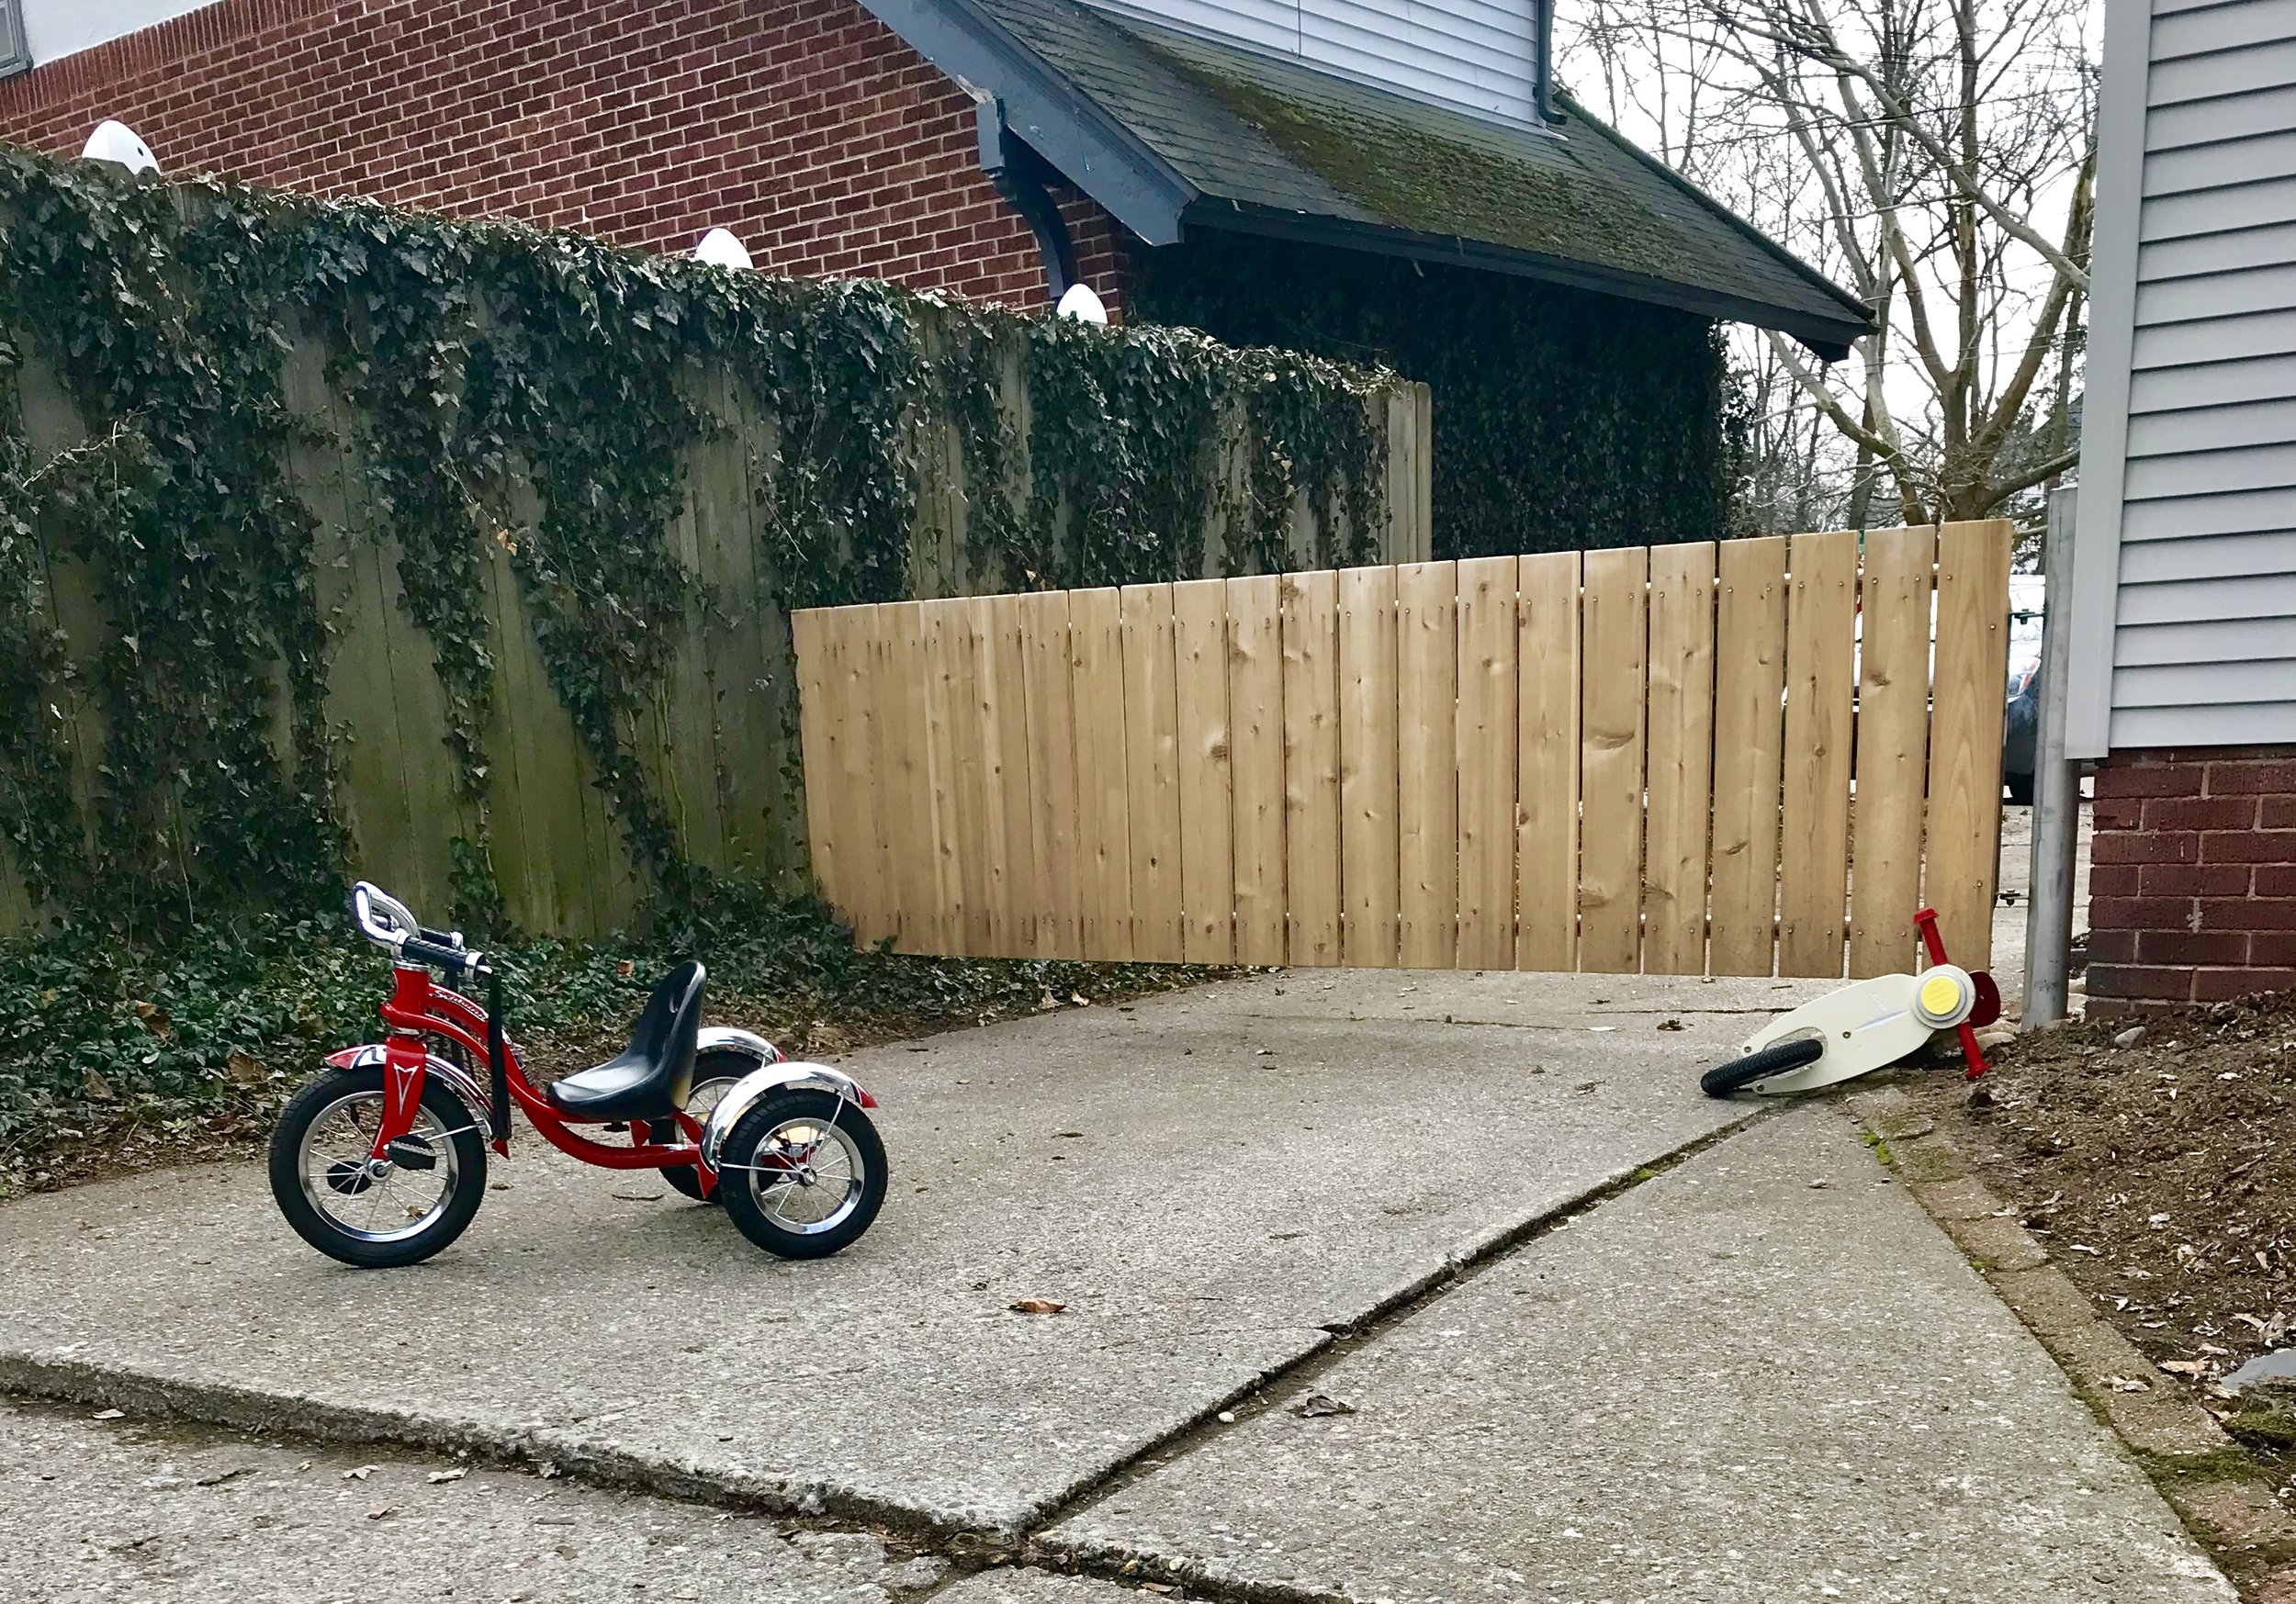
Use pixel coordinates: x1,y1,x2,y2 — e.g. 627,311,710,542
400,937,471,972
418,926,462,948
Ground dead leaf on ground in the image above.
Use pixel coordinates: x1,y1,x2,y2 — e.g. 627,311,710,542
224,1049,265,1083
1009,1298,1067,1316
131,1001,172,1038
91,1408,124,1421
366,1503,395,1520
426,1467,467,1485
82,1069,117,1103
343,1465,377,1481
2159,1359,2212,1376
1293,1394,1356,1418
2106,1375,2151,1393
1140,1586,1176,1596
1657,1018,1687,1032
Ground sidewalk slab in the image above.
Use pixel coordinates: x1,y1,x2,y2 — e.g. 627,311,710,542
0,970,1788,1536
0,1396,908,1604
1046,1106,2234,1603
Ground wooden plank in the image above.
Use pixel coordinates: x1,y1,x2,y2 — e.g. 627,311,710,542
1926,520,2015,968
1396,559,1458,969
879,602,944,952
1778,529,1861,976
1282,569,1343,965
1515,551,1581,971
791,607,844,923
1071,588,1133,961
919,600,969,954
1226,574,1288,966
1708,536,1789,975
984,597,1041,958
1848,525,1938,977
832,607,894,945
1019,590,1083,959
943,600,997,954
1578,545,1649,973
1641,542,1717,975
1338,564,1401,967
1173,578,1236,963
1455,555,1519,969
1121,583,1186,963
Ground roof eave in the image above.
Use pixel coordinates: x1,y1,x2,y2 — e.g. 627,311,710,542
1184,201,1869,361
857,0,1199,243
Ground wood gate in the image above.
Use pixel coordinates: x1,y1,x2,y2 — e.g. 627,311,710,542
792,522,2013,978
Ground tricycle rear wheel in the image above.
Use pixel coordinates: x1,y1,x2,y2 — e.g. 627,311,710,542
658,1073,742,1202
717,1088,886,1259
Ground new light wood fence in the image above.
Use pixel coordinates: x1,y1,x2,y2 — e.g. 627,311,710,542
793,522,2013,977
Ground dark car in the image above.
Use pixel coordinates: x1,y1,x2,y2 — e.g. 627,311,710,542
2003,656,2040,804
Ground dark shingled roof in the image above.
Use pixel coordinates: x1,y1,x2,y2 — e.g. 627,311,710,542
889,0,1870,356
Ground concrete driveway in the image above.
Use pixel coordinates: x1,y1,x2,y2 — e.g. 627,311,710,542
0,965,2233,1600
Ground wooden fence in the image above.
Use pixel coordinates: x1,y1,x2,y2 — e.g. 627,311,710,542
793,522,2014,977
0,327,1430,939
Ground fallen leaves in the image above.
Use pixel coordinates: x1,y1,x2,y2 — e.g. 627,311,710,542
1009,1298,1067,1316
426,1467,467,1485
224,1049,266,1084
1292,1395,1356,1419
343,1464,377,1481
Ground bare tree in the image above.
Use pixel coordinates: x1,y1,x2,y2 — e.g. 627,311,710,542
1563,0,2096,532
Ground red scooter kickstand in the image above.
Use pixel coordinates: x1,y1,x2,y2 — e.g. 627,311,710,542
1913,906,1990,1081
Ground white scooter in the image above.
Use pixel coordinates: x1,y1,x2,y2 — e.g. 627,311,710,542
1700,907,1998,1096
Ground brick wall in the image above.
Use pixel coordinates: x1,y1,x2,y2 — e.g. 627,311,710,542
2086,746,2296,1013
0,0,1130,314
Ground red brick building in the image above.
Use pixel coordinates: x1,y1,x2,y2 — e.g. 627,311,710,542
0,0,1868,556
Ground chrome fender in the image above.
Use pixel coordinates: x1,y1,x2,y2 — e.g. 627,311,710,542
324,1044,496,1141
695,1026,786,1068
699,1060,875,1172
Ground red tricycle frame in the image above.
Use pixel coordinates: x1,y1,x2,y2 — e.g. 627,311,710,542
330,959,719,1198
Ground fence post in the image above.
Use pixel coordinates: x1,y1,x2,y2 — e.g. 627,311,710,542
2025,484,2081,1026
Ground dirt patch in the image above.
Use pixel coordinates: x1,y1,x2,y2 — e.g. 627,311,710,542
1902,994,2296,1496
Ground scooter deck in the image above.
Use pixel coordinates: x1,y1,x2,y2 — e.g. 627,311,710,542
1733,972,1930,1094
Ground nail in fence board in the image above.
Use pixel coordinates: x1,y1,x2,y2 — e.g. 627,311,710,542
1577,546,1649,974
1926,520,2015,967
1778,530,1860,977
1848,524,1937,978
1642,542,1717,975
1338,565,1401,968
1708,537,1789,975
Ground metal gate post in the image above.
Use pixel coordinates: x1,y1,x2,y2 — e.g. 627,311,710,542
2025,484,2081,1026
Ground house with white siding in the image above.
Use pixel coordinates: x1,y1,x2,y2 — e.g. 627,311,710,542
2068,0,2296,1010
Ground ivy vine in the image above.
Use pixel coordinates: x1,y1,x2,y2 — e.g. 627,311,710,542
0,147,1396,938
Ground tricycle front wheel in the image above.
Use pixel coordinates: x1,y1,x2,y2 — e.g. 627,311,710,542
268,1066,488,1267
716,1089,886,1259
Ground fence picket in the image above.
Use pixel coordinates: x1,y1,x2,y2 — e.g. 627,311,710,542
1926,521,2014,967
1848,525,1937,977
1228,575,1289,966
1072,588,1133,961
1174,579,1237,963
1578,546,1649,973
1709,537,1789,974
1779,530,1859,976
1643,542,1717,975
1457,555,1520,969
1339,565,1401,968
1397,561,1458,969
1019,591,1082,959
1515,551,1581,971
1122,584,1186,963
1282,570,1344,965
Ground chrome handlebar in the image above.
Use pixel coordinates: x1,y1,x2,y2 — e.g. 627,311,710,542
350,881,478,971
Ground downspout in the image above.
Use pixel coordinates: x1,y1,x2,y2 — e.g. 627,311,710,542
974,92,1075,299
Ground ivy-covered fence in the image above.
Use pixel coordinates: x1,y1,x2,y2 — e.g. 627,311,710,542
0,148,1427,941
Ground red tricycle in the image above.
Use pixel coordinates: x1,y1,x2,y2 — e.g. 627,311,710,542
267,882,887,1268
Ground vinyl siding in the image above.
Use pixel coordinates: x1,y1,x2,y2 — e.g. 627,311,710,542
2089,0,2296,750
1077,0,1542,127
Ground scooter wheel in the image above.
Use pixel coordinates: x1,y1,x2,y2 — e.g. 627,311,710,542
717,1088,887,1259
1699,1037,1826,1098
268,1066,489,1267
